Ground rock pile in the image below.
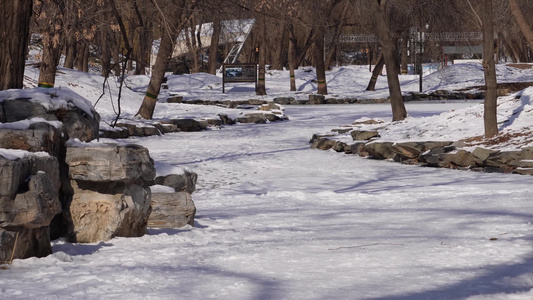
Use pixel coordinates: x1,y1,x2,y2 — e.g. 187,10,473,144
311,127,533,175
0,88,198,263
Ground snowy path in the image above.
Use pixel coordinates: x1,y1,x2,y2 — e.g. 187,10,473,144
2,103,533,299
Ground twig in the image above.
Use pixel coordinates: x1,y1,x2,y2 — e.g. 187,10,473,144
9,232,19,264
328,243,404,251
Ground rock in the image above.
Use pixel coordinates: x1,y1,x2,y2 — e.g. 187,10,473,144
65,143,156,183
390,141,453,160
99,127,130,139
167,96,183,103
63,142,155,242
1,173,61,228
350,142,368,157
331,127,352,134
58,106,100,142
273,97,295,105
485,150,526,170
170,119,203,132
218,114,236,125
148,192,196,228
1,227,52,264
364,142,395,160
309,94,326,104
0,154,61,262
332,141,348,152
0,122,64,157
472,147,498,165
309,133,336,143
449,150,476,168
0,98,51,123
311,138,336,150
351,130,380,141
154,170,198,194
66,181,151,243
237,114,267,124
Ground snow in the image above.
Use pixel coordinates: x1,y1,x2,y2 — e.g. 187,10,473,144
1,62,533,299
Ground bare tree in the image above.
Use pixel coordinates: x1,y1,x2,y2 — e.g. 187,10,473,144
368,0,407,121
0,0,33,90
136,0,196,120
35,0,66,88
483,0,498,138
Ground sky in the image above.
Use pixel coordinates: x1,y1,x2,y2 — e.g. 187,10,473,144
0,62,532,299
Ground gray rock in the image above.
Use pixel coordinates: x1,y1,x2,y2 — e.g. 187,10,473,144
65,143,156,183
1,227,52,264
170,119,203,132
148,192,196,228
273,97,295,105
311,138,336,150
390,141,453,160
0,123,64,157
309,94,326,104
351,130,380,141
154,170,198,194
364,142,395,160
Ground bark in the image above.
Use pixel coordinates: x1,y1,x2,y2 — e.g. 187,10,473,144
325,0,350,68
296,29,315,68
0,0,33,90
288,24,297,92
208,14,221,75
63,0,78,69
37,0,66,88
369,0,407,121
136,1,192,119
366,53,385,91
314,25,328,95
509,0,533,54
400,30,409,75
483,0,498,138
256,15,267,95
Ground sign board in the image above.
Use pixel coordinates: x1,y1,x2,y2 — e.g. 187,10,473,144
222,64,257,93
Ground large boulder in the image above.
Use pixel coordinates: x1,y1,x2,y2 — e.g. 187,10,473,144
154,170,198,194
148,192,196,228
364,142,395,160
0,122,64,157
390,141,454,160
0,153,61,263
0,89,100,142
66,181,151,243
64,142,156,242
65,143,156,183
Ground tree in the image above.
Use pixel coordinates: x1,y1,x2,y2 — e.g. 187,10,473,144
509,0,533,55
35,0,66,88
368,0,407,121
136,0,196,120
0,0,33,90
483,0,498,138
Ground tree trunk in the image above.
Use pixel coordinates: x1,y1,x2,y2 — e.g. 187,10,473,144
314,25,328,95
256,15,267,95
400,30,409,75
208,14,221,75
366,53,385,91
0,0,33,90
296,29,315,68
288,24,297,92
509,0,533,54
483,0,498,138
325,0,350,68
37,0,65,88
369,0,407,121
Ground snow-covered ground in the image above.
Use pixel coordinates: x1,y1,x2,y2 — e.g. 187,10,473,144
1,63,533,299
